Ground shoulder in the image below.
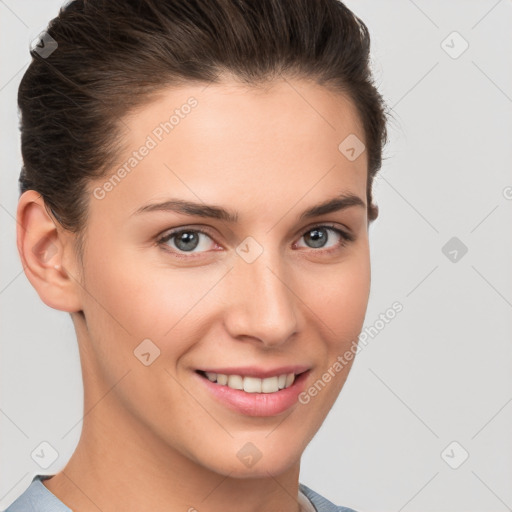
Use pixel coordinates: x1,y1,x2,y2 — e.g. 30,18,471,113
4,476,358,512
3,475,72,512
299,482,360,512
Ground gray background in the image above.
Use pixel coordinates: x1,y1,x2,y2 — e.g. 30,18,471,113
1,1,511,511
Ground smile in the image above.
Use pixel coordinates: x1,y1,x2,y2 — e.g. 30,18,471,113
195,368,310,417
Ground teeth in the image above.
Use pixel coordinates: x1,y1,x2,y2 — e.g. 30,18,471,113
205,372,217,382
243,376,261,393
216,373,228,386
202,372,296,393
261,376,278,393
228,375,243,390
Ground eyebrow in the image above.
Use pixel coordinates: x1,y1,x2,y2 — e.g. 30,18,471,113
132,193,366,222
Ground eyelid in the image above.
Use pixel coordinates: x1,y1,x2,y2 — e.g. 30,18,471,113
298,221,354,241
156,225,218,254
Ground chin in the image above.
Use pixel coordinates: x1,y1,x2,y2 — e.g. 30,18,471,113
197,443,302,479
221,458,299,479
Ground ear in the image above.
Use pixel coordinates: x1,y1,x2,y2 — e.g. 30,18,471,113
16,190,83,312
368,202,379,223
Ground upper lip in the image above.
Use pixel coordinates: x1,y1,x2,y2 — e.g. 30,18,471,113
196,365,310,379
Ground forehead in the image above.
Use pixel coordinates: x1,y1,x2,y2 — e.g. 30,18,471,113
89,77,368,223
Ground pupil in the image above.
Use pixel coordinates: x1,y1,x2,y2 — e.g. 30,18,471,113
306,228,326,248
176,232,199,251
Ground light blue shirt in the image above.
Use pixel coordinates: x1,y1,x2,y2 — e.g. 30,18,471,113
3,475,358,512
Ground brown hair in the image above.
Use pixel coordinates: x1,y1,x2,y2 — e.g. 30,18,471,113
18,0,388,246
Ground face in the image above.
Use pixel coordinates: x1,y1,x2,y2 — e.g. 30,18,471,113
74,76,371,478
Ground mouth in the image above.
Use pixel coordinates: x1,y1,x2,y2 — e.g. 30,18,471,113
194,367,311,417
196,369,303,393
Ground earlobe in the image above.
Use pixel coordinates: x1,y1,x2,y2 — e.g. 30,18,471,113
16,190,83,313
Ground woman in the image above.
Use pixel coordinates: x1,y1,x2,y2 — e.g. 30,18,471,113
8,0,388,510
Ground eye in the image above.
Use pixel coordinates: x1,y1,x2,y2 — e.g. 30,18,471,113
294,224,354,253
157,228,217,257
156,224,354,259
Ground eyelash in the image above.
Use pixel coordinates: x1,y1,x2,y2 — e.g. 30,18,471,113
156,224,355,260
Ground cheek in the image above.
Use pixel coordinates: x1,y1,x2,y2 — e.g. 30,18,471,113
298,247,371,344
79,243,228,358
295,253,370,423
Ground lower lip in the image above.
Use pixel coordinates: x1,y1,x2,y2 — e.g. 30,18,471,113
195,371,310,417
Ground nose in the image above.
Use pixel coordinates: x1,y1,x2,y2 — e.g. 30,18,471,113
221,249,299,348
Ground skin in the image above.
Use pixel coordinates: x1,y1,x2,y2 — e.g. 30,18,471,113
17,76,374,512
